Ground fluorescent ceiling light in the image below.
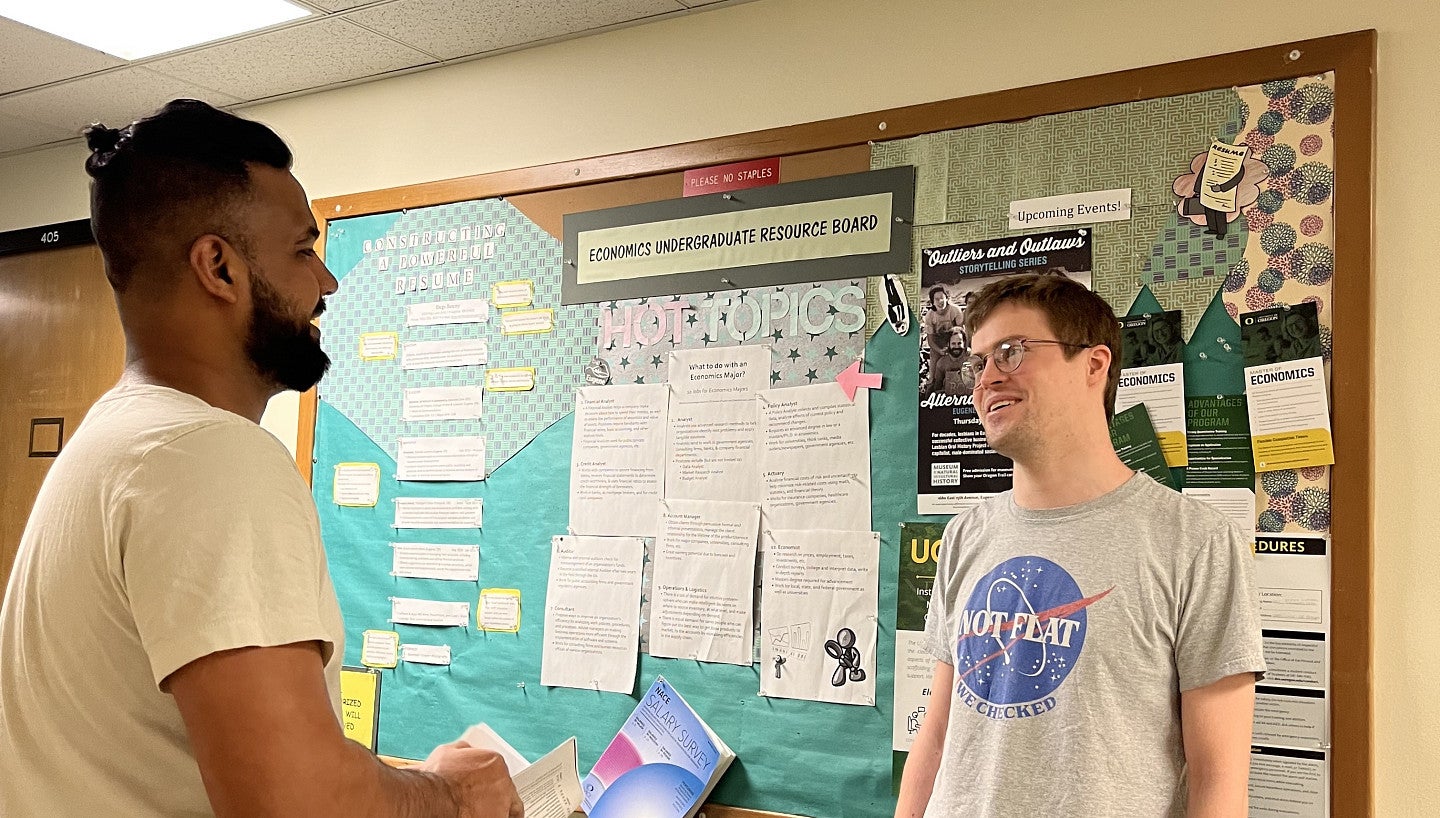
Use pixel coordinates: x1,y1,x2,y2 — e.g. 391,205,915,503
0,0,311,60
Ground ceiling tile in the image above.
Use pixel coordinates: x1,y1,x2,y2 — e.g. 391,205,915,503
0,111,77,154
149,17,436,101
0,16,125,95
0,67,242,135
348,0,683,60
302,0,387,10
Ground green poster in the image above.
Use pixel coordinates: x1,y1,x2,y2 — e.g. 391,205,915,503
1110,404,1177,489
1185,395,1254,488
898,522,944,631
894,521,946,794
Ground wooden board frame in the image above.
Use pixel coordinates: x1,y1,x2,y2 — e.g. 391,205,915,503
303,31,1375,817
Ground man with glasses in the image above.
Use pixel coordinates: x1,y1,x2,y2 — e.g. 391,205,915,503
895,273,1264,817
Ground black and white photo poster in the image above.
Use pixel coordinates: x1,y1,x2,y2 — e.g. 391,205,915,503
917,229,1093,514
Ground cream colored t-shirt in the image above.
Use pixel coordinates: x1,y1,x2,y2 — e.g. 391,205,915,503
0,383,345,816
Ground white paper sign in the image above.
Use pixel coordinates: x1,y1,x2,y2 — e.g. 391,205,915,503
403,386,484,422
1253,687,1327,747
393,497,483,529
760,528,879,705
402,338,489,370
1244,356,1334,472
1182,487,1257,546
1249,746,1327,816
664,397,760,502
406,298,490,327
396,436,485,482
1255,535,1329,632
1115,362,1188,466
1262,633,1328,688
669,346,772,402
1009,188,1132,229
759,383,871,531
893,630,933,752
540,536,643,693
649,499,761,665
1259,587,1326,626
333,462,380,507
390,597,471,627
391,543,480,581
569,384,667,537
400,643,453,665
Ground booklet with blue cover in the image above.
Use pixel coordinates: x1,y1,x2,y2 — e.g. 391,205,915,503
580,676,735,818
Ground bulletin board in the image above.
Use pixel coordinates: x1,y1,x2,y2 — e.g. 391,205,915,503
302,32,1374,817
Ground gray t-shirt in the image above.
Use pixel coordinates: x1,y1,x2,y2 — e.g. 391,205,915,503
922,473,1265,817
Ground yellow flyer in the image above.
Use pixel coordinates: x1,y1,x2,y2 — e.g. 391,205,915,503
340,667,381,751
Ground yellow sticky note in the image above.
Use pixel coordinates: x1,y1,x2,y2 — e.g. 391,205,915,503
358,332,399,361
491,279,535,309
485,367,537,393
499,308,554,336
478,589,521,633
334,462,381,507
340,666,381,751
361,629,400,668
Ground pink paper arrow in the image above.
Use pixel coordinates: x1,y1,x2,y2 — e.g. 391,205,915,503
835,359,882,401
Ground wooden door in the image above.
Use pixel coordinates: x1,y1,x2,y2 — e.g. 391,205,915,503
0,243,124,584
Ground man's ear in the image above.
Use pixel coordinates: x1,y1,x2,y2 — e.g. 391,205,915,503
1088,344,1113,383
189,234,244,303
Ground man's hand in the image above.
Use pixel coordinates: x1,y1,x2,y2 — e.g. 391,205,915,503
168,642,524,817
419,741,524,818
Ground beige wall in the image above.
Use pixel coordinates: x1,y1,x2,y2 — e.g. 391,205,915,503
2,0,1433,810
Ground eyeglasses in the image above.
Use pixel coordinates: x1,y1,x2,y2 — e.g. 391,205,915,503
959,337,1092,389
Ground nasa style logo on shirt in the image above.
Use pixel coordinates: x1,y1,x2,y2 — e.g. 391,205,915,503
953,556,1112,720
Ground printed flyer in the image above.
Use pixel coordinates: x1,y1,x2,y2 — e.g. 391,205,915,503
1109,403,1176,489
1240,303,1333,472
917,229,1093,514
893,522,945,793
1115,310,1187,467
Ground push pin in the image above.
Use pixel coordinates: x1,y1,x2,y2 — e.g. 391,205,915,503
773,655,787,679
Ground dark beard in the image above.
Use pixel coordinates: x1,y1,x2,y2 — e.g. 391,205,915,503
245,272,330,392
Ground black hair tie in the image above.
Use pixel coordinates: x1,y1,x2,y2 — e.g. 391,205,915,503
83,123,123,154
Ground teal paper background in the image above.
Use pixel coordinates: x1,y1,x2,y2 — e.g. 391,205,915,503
315,203,943,817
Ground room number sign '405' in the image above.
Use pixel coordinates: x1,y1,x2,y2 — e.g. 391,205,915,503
0,219,94,257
